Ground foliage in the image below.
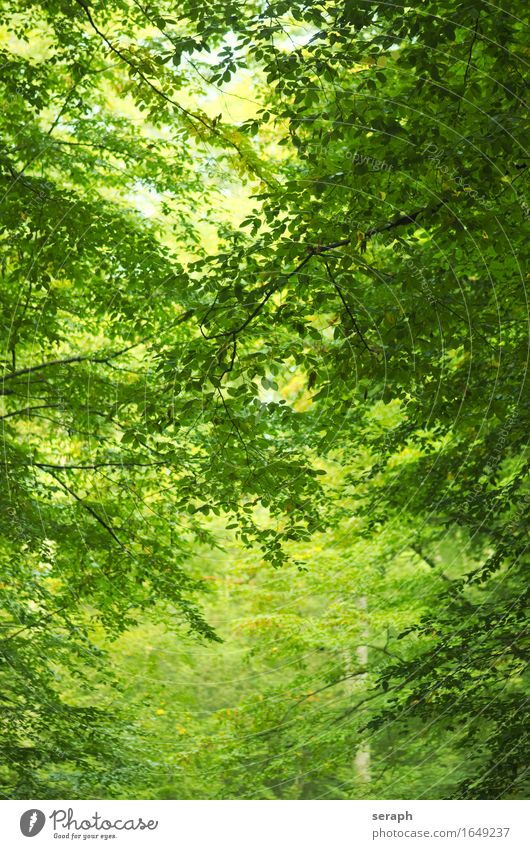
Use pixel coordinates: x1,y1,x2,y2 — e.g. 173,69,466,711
0,0,528,799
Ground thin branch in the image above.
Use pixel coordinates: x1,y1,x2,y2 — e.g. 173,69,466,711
365,643,405,662
333,682,400,725
218,334,238,381
411,543,456,585
459,15,481,113
1,307,194,390
1,341,141,382
215,386,252,463
32,460,166,470
321,255,376,355
361,204,441,251
46,75,88,138
43,467,135,559
0,404,60,421
434,298,497,351
202,205,438,341
279,669,367,724
312,238,351,253
204,249,316,340
0,603,71,645
74,0,274,186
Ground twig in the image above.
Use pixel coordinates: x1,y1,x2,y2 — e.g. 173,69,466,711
43,467,135,559
0,603,71,645
279,669,367,724
458,15,481,115
321,255,376,355
32,460,166,470
74,0,274,186
1,341,140,382
204,248,320,341
0,404,60,421
2,307,194,384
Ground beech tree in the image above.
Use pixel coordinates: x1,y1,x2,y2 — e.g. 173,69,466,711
0,0,528,798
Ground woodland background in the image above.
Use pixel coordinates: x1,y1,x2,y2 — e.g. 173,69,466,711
0,0,528,799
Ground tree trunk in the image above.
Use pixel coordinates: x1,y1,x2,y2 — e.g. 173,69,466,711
344,596,371,787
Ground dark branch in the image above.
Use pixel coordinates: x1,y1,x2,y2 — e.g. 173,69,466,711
203,207,438,341
321,256,377,355
1,341,140,382
460,15,481,110
32,460,165,470
361,204,441,251
42,467,135,558
204,249,317,341
0,404,61,421
74,0,273,186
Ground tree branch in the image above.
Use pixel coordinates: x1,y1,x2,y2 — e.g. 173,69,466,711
361,204,441,251
204,249,317,340
74,0,274,186
321,255,377,355
42,467,135,559
279,668,367,724
0,404,61,421
0,603,71,645
203,207,438,341
1,341,141,382
459,15,481,114
33,460,165,470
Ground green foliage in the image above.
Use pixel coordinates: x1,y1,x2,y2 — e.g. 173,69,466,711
0,0,528,799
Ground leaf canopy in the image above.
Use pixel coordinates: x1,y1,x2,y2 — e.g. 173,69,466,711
0,0,528,799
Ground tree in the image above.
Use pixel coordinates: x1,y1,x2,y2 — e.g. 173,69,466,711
0,0,528,798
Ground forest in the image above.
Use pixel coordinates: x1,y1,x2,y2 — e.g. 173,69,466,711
0,0,528,800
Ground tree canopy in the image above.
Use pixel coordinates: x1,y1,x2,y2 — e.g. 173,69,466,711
0,0,528,799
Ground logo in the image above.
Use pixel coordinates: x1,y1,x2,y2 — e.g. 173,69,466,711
20,809,46,837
